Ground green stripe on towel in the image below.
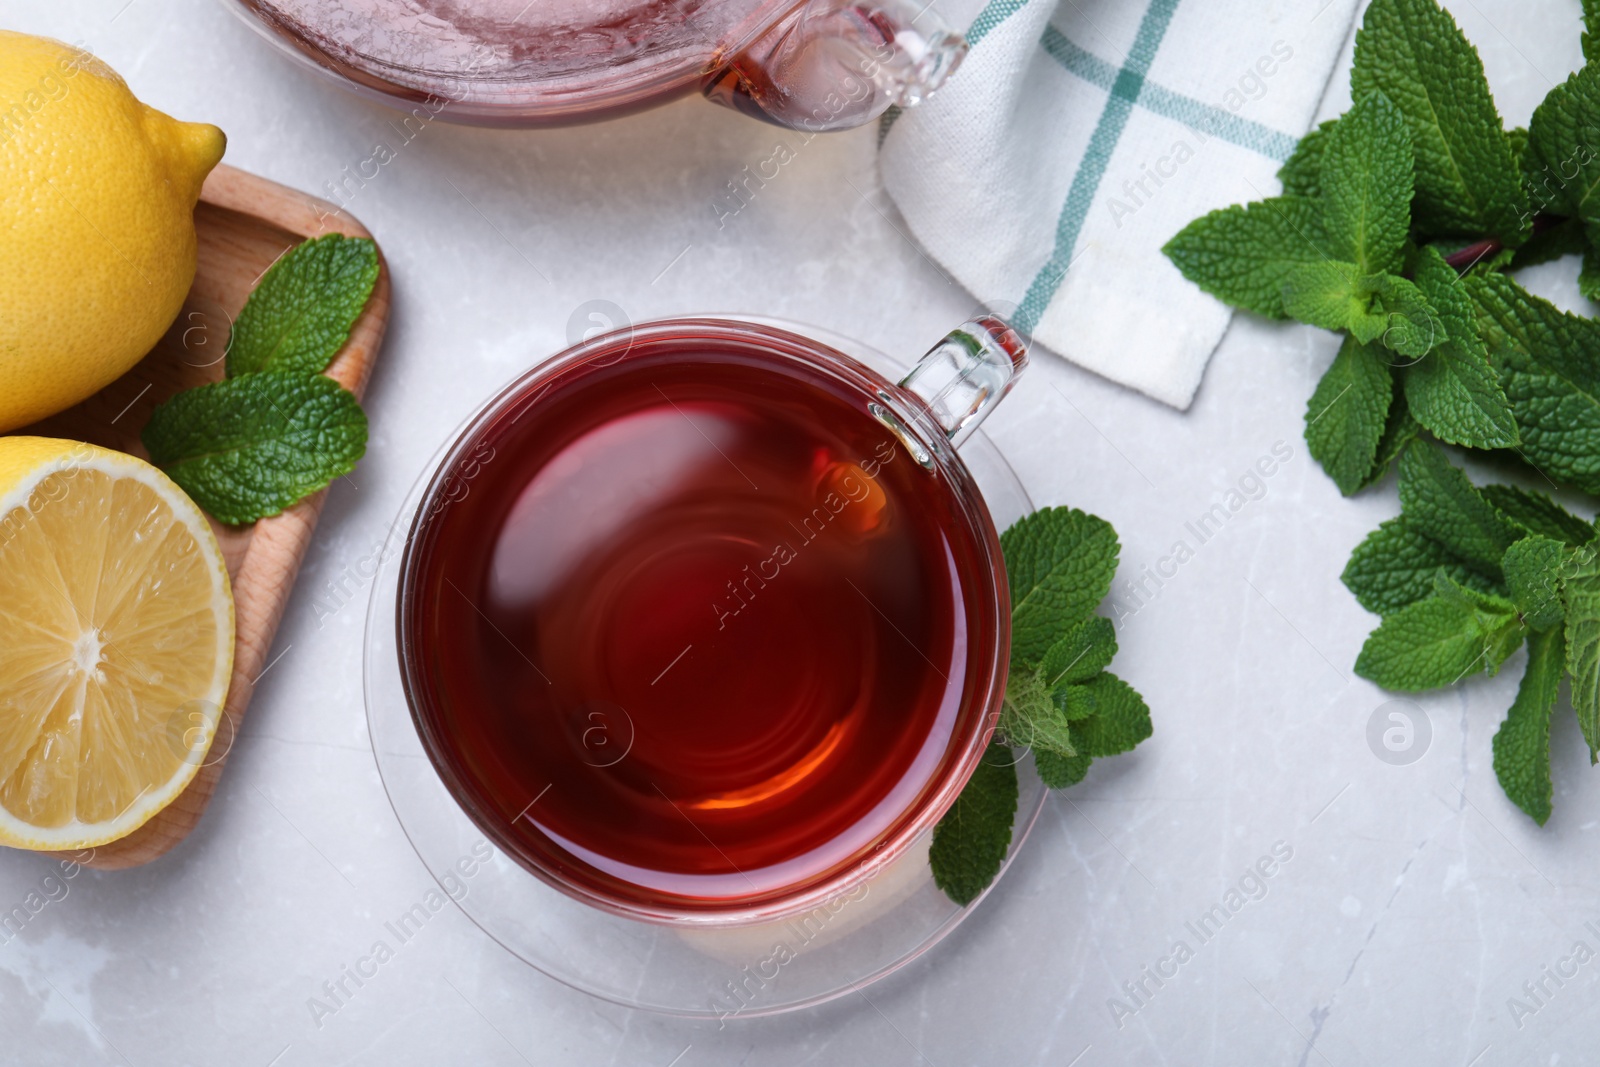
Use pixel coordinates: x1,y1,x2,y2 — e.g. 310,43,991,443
1040,26,1296,161
1015,0,1181,333
968,0,1036,46
1038,24,1120,87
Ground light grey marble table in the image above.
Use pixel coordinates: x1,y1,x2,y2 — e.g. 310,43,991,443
1,1,1595,1064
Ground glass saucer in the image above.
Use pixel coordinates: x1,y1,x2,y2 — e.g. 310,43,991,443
363,320,1044,1017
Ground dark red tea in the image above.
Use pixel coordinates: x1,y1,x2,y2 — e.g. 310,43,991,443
400,324,1004,913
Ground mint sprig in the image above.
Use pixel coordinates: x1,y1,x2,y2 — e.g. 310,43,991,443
1344,441,1600,823
143,235,379,524
929,507,1153,905
1163,0,1600,823
1166,89,1446,373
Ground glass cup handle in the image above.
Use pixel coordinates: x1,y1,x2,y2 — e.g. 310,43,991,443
897,317,1029,448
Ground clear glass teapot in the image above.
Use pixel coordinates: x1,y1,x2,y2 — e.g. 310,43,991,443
225,0,967,129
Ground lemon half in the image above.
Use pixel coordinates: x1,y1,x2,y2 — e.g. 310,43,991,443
0,437,234,850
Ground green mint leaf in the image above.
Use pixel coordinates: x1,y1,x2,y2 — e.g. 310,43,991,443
1403,246,1518,449
1397,441,1521,571
929,741,1018,906
1321,91,1414,276
1491,628,1565,825
1523,65,1600,236
1350,0,1529,245
142,372,369,525
1468,272,1600,495
1281,260,1364,331
1000,669,1076,757
1354,575,1523,690
1278,119,1336,199
1582,246,1600,305
1342,517,1503,615
1001,507,1119,668
1587,0,1600,64
1365,274,1445,356
1034,749,1092,789
1361,403,1421,489
1480,484,1597,546
1055,685,1097,721
1508,218,1586,270
1503,535,1566,631
1065,673,1153,758
1304,336,1393,495
1280,266,1440,355
1506,125,1528,170
1432,572,1530,675
1162,197,1330,318
1563,545,1600,762
227,234,381,377
1039,616,1116,687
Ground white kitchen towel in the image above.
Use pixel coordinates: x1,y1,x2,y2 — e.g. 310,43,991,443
879,0,1361,409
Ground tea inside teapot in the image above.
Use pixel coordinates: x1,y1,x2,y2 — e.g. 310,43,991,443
233,0,964,128
250,0,771,80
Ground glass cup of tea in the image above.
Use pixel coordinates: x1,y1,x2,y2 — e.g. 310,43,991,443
394,316,1027,928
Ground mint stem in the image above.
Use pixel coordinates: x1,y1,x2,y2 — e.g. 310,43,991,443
1444,237,1502,271
1442,213,1564,272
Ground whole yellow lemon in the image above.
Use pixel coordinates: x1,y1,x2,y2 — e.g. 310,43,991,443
0,33,224,432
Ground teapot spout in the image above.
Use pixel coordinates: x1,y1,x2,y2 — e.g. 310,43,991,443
703,0,967,132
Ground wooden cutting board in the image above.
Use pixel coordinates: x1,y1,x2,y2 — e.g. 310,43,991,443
13,163,390,870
